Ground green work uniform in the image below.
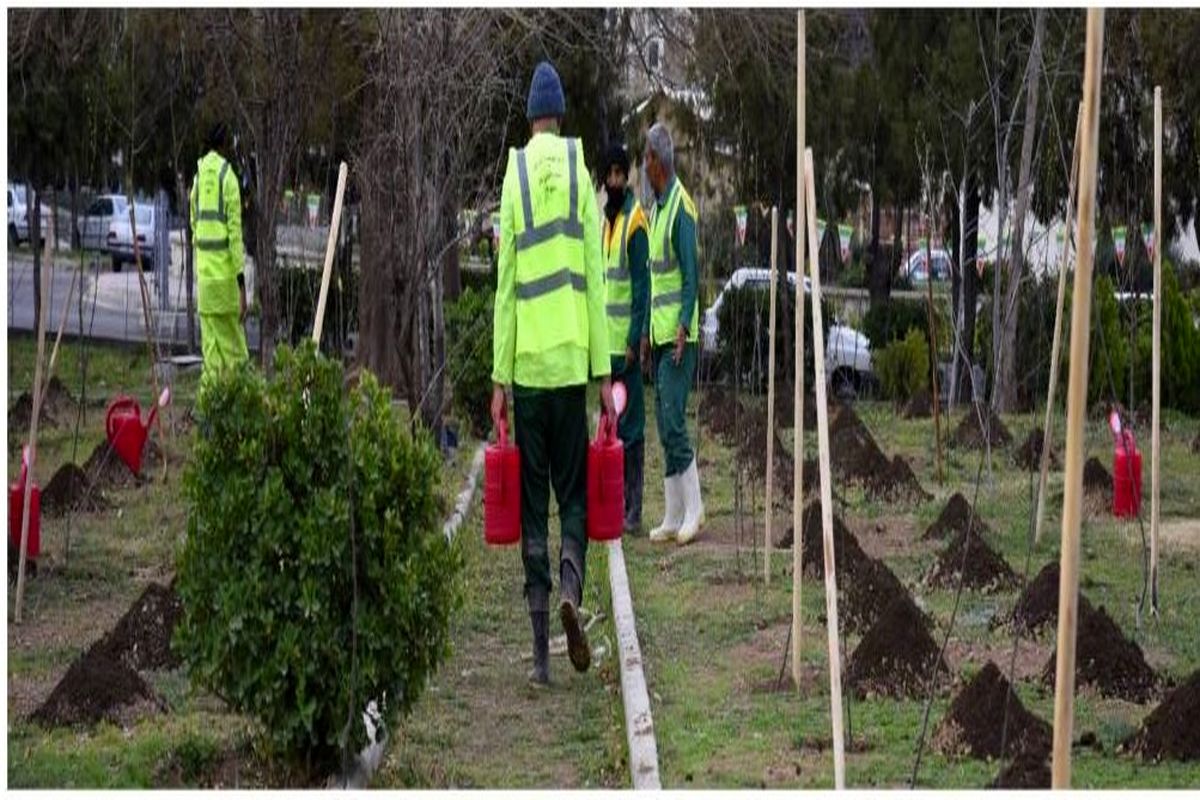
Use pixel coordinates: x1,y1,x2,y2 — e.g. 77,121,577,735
492,131,609,607
604,189,649,447
648,175,700,477
190,150,248,385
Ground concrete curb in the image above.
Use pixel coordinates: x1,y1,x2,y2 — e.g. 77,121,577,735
444,444,485,542
607,538,662,789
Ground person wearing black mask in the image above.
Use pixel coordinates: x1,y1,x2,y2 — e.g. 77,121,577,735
601,144,650,533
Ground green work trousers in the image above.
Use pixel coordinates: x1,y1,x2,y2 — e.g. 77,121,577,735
653,342,697,477
199,312,249,387
513,383,588,611
609,353,645,446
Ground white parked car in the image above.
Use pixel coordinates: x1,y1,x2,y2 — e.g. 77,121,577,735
904,247,953,283
701,266,874,397
7,182,51,247
76,194,130,252
106,203,156,272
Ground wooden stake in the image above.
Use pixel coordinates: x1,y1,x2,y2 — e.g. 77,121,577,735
924,225,943,484
1151,85,1162,612
792,7,806,690
804,148,845,789
765,206,779,585
313,162,350,346
15,228,53,623
1035,104,1084,545
1052,9,1104,789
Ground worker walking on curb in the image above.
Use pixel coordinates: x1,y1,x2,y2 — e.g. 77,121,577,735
190,122,249,385
492,61,616,687
601,144,650,535
641,122,705,545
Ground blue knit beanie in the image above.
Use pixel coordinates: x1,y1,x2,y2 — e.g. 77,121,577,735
526,61,566,121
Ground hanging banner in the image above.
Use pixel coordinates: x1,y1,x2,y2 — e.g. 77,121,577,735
838,223,853,263
1142,223,1155,263
786,209,795,240
734,205,748,246
306,193,321,229
491,212,502,250
1113,225,1127,266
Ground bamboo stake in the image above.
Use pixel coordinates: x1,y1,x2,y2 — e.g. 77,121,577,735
1035,104,1084,545
15,228,53,623
924,227,943,484
791,7,806,690
804,148,845,789
1151,85,1162,612
1052,9,1104,789
313,162,350,346
765,206,779,585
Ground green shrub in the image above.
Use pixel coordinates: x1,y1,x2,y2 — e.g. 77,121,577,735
446,287,495,436
876,327,929,402
715,282,831,390
861,299,928,351
175,343,462,774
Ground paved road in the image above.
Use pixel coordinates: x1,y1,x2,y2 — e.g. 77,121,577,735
6,254,260,352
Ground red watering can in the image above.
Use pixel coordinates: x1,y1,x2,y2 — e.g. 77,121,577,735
8,446,41,560
484,418,521,546
1109,410,1142,518
587,384,625,542
105,387,171,476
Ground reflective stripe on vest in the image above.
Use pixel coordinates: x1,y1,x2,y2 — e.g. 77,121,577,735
648,180,698,345
195,159,231,252
194,154,239,315
509,136,589,358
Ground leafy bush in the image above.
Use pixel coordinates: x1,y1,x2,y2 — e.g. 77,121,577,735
446,287,495,436
175,343,462,774
861,298,929,351
876,327,930,402
715,282,831,391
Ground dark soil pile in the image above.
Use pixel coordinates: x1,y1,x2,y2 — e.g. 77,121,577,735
8,377,77,437
1003,561,1095,633
702,387,743,445
845,594,947,698
95,583,184,672
901,389,933,419
1123,668,1200,761
736,408,794,491
31,647,156,727
825,414,931,502
1042,603,1157,702
926,529,1018,592
41,463,108,515
1083,456,1111,496
83,439,162,489
953,405,1013,449
779,500,910,633
933,661,1052,759
989,752,1051,788
922,492,991,540
1014,428,1057,471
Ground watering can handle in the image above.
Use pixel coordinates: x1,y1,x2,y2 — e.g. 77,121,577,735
106,397,138,441
497,417,508,448
596,412,617,444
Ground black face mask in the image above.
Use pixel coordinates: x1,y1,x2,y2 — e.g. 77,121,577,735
604,185,624,222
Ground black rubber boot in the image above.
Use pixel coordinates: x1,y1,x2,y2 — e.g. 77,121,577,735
529,611,550,687
624,439,645,534
559,560,591,673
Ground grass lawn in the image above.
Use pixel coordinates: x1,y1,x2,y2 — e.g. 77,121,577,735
8,332,1200,787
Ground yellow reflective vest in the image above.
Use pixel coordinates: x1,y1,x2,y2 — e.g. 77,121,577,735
649,178,699,345
492,132,609,388
603,199,647,355
190,151,244,315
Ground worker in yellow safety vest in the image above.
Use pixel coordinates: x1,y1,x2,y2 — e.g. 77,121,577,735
491,61,616,687
190,122,248,384
640,122,705,545
600,143,650,534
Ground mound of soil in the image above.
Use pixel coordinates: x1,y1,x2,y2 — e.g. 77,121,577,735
825,416,931,502
926,529,1018,592
780,500,910,633
1123,668,1200,761
933,661,1052,759
82,438,162,489
845,594,947,699
1042,603,1157,702
1083,456,1111,495
953,405,1013,449
901,390,933,419
922,492,991,541
8,377,77,437
702,387,743,445
41,463,108,515
31,647,156,727
736,409,794,491
1003,561,1095,633
95,583,184,672
1014,428,1058,471
989,752,1051,788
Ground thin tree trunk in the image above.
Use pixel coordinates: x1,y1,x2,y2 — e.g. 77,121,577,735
32,186,43,334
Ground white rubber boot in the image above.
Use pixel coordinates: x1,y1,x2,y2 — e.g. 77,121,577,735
649,475,683,543
676,457,705,545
